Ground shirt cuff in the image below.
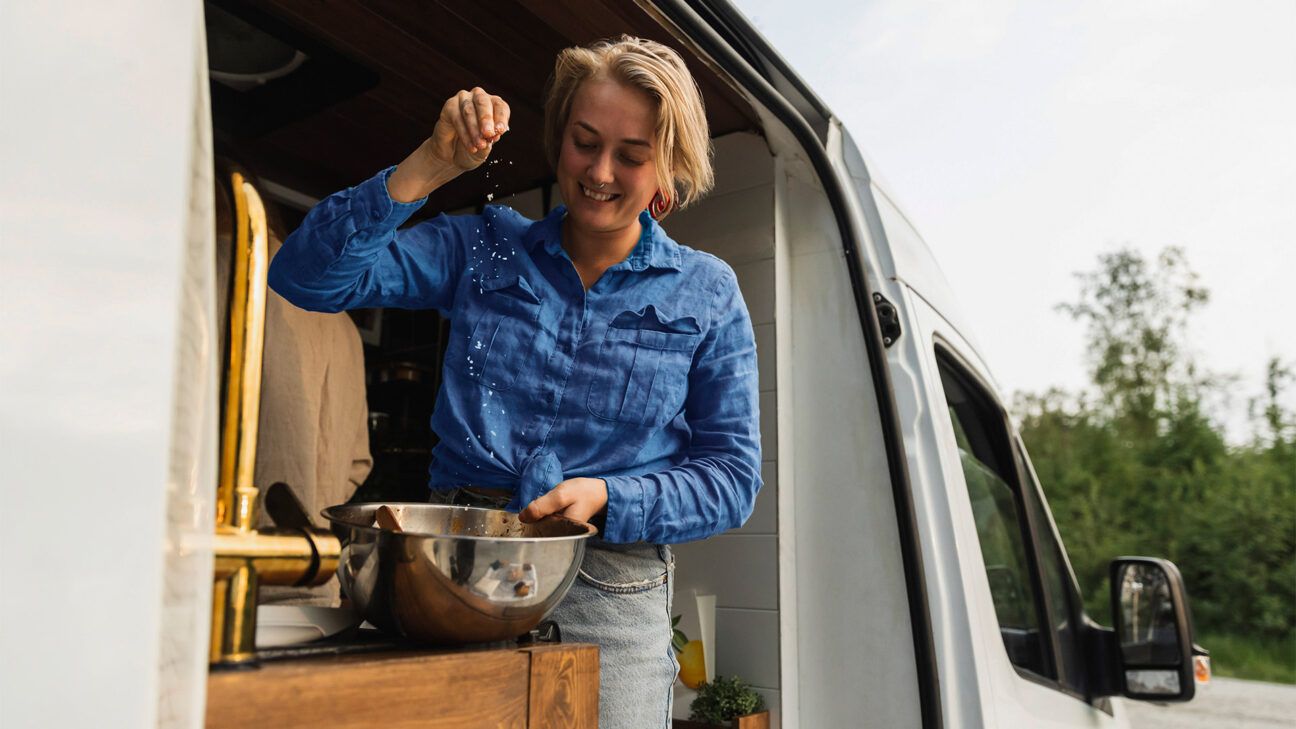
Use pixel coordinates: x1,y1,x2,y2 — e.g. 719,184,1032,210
349,165,428,230
601,475,646,543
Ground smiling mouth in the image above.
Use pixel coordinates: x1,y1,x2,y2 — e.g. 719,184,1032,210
579,183,619,203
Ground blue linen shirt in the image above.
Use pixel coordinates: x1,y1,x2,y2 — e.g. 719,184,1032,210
268,167,762,544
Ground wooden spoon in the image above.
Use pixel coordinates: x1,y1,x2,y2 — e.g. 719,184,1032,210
374,505,404,532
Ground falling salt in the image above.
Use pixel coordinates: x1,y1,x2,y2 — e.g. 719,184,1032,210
486,193,494,202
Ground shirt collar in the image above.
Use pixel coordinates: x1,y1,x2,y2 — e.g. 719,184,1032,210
524,205,683,272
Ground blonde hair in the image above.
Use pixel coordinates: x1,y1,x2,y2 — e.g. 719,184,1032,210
543,35,714,217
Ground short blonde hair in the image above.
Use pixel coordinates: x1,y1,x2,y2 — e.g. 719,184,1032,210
543,35,714,217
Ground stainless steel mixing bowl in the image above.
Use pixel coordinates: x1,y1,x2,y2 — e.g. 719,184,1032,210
321,503,597,644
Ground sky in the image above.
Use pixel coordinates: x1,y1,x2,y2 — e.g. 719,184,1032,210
731,0,1295,440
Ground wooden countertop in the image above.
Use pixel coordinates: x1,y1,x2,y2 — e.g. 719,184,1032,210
206,642,598,728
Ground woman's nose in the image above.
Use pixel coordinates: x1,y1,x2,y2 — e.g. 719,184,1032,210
588,152,614,185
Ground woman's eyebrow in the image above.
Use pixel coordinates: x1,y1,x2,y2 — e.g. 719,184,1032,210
575,120,651,148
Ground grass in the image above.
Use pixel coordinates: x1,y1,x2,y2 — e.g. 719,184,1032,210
1198,632,1296,684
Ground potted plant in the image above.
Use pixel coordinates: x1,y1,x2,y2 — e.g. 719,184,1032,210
673,675,769,729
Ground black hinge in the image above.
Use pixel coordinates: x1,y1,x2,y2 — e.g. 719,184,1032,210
873,292,902,347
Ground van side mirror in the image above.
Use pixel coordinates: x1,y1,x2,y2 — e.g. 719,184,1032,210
1110,557,1196,702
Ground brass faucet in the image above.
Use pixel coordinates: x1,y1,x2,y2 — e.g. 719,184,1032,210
210,171,341,667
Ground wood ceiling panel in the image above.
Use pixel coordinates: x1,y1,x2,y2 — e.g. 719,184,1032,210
517,0,759,135
363,0,561,99
263,0,545,120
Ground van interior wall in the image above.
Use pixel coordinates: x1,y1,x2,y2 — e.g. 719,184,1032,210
663,132,781,722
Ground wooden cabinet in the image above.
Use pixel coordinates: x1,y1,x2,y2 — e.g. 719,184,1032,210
206,643,598,728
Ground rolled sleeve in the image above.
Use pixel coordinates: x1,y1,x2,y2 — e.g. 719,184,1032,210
602,474,647,543
354,165,429,227
268,166,468,314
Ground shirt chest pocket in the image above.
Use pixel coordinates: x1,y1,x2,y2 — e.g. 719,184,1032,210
458,275,542,391
587,306,701,427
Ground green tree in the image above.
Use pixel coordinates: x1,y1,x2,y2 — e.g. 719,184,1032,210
1016,247,1295,679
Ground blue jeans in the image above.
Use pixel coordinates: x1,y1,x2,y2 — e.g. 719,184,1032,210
549,541,678,729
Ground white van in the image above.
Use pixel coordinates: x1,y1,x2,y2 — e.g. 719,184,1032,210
1,1,1205,727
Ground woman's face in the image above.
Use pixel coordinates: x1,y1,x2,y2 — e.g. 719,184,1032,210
557,77,661,239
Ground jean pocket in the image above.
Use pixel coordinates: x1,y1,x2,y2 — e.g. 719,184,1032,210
577,544,670,595
587,306,701,427
459,275,541,391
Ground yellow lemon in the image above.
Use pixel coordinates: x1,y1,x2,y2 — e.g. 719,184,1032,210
677,639,706,689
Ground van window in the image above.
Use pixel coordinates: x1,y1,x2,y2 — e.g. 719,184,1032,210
937,356,1053,679
1019,450,1088,693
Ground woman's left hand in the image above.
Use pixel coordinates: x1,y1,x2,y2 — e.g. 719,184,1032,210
519,477,608,525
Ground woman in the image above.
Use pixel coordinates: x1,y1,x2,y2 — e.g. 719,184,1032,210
269,35,762,728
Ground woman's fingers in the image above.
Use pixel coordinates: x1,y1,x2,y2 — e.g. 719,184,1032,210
493,96,511,138
520,487,569,523
443,94,472,151
473,87,495,142
519,478,607,525
437,87,508,166
450,88,510,154
457,90,481,149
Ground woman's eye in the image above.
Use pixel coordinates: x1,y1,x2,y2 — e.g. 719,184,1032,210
575,141,596,150
621,155,646,166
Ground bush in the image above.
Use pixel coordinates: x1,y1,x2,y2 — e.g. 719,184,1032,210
1198,632,1296,684
689,676,766,724
1016,248,1296,682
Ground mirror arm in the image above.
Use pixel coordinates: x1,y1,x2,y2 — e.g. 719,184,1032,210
1082,617,1120,698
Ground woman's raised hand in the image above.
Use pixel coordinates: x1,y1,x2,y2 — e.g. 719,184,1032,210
387,87,511,203
431,87,511,171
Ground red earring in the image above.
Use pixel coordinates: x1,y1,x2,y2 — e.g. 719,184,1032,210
649,190,672,220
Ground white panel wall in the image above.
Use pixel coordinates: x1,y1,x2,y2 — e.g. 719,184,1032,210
667,133,783,726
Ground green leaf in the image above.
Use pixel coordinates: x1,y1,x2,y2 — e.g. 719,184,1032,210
688,675,766,723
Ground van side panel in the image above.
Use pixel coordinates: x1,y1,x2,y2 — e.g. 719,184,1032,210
0,4,216,728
